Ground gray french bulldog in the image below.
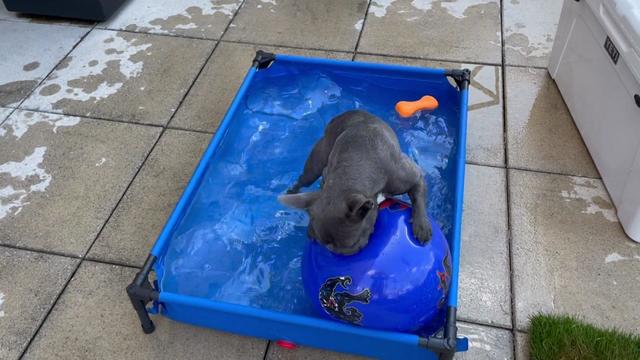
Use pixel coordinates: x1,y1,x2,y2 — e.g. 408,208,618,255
278,110,432,255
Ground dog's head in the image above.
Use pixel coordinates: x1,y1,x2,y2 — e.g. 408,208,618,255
278,191,377,255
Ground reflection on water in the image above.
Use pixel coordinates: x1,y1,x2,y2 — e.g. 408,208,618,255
159,63,459,324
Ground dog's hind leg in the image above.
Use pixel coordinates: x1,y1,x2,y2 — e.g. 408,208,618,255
287,138,330,193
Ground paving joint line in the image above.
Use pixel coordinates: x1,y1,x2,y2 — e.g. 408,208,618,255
465,160,506,169
352,0,372,60
0,242,144,270
14,106,165,128
504,62,549,71
0,243,81,260
354,50,504,67
499,1,520,358
0,107,18,127
166,125,215,135
507,166,600,180
458,317,514,332
262,341,271,360
219,38,354,55
98,26,217,44
12,107,221,136
464,163,600,182
82,257,142,270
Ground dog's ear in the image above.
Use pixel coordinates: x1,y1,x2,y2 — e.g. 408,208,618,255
278,191,320,209
346,194,375,221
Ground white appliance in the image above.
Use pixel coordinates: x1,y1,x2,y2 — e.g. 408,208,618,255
549,0,640,242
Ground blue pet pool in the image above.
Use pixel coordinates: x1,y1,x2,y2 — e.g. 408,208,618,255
128,52,470,360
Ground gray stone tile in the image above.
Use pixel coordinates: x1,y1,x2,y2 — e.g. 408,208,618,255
506,67,598,177
23,261,267,360
0,110,161,256
21,30,214,125
0,247,78,360
459,165,511,327
102,0,242,39
457,322,513,360
224,0,367,51
88,129,210,266
359,0,502,64
509,170,640,333
504,0,563,68
267,343,367,360
169,42,352,132
355,55,505,167
0,22,88,107
514,331,529,360
0,108,13,123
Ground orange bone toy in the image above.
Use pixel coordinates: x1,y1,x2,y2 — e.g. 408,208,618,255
395,95,439,118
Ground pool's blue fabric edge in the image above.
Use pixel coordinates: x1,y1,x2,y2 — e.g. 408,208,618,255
143,53,470,359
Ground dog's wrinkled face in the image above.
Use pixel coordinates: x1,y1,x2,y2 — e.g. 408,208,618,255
279,192,377,255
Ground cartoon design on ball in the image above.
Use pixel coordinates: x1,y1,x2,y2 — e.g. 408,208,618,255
437,252,452,309
319,276,371,324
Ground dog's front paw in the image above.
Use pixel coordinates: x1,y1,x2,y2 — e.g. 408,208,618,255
412,218,432,244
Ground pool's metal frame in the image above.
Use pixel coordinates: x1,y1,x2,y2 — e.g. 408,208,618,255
127,51,470,360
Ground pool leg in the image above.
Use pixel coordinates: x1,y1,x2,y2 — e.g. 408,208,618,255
126,255,159,334
421,307,459,359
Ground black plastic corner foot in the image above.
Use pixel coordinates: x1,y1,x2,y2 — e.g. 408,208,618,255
127,255,159,335
445,69,471,90
142,321,156,334
419,307,459,359
253,50,276,70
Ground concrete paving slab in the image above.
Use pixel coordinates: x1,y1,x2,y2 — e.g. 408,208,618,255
0,21,88,107
21,30,214,125
510,169,640,333
267,342,367,360
458,164,511,327
0,110,161,256
224,0,367,51
506,67,598,177
457,322,513,360
504,0,563,67
0,247,78,360
103,0,242,39
22,261,268,360
358,0,502,64
88,129,210,266
0,108,13,123
515,331,529,360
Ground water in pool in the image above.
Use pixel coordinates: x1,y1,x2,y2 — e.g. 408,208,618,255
158,62,460,321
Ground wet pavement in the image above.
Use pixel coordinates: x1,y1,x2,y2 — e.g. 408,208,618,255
1,0,639,359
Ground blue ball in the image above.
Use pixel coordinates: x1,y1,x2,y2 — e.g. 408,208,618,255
302,198,452,335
